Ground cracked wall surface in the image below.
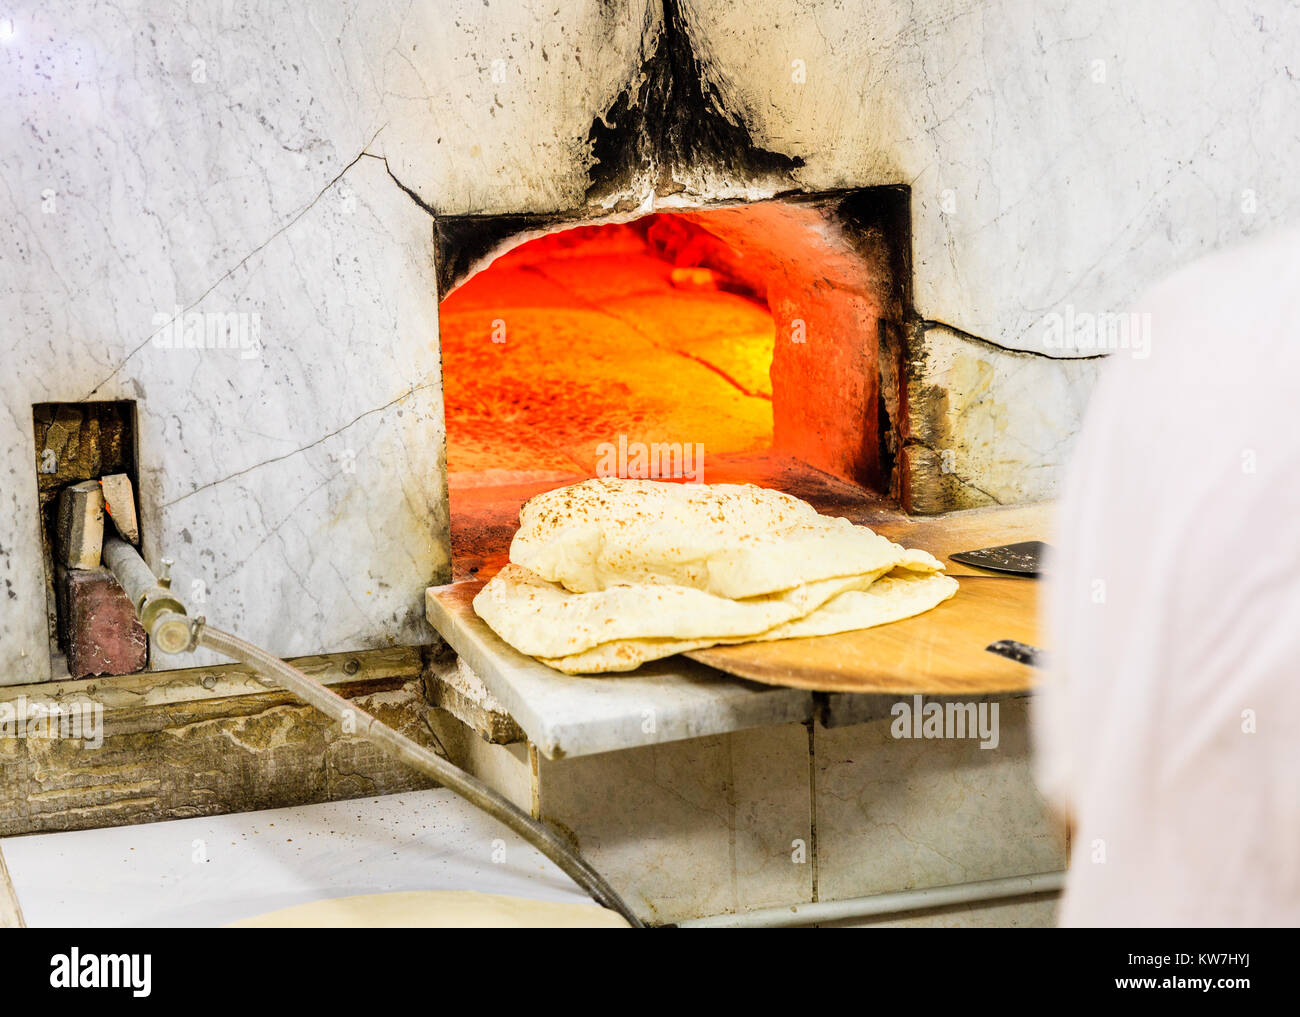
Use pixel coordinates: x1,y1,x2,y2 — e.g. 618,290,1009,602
902,325,1103,512
4,1,1299,681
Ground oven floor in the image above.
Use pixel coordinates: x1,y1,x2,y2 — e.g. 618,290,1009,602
439,221,776,482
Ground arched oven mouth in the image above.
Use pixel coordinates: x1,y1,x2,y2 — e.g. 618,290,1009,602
434,187,915,580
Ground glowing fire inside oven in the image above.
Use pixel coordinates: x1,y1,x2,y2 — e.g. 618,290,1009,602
438,215,776,486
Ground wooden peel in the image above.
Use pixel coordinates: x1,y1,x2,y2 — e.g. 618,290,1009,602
867,503,1051,579
686,504,1049,694
686,575,1037,694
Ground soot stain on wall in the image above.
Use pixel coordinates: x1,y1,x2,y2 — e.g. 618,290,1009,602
586,0,804,203
433,213,561,299
434,0,814,296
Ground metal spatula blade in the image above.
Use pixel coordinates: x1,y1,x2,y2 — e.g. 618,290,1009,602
949,539,1048,577
986,639,1044,668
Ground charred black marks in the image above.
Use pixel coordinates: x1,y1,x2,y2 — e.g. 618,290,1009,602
586,0,804,202
432,213,566,300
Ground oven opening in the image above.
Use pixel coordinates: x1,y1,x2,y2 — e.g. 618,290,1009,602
438,191,911,578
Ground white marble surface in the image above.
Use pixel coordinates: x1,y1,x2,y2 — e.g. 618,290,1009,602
1,789,603,927
814,699,1066,901
5,0,1297,682
686,0,1300,352
903,325,1104,510
426,583,816,759
0,4,460,681
430,692,1061,925
537,723,814,924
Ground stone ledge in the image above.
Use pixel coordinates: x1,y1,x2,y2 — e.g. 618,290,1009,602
0,647,439,837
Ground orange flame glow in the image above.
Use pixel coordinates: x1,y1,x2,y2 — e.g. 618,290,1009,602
439,215,775,485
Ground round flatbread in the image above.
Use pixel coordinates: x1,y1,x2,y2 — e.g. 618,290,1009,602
538,570,960,674
474,563,887,658
476,479,954,674
510,478,938,598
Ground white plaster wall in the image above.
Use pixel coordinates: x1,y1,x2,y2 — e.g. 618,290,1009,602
0,0,654,681
664,0,1300,352
367,0,1300,349
3,0,1296,681
902,326,1105,512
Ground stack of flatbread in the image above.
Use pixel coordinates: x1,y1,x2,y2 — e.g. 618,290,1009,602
473,478,957,674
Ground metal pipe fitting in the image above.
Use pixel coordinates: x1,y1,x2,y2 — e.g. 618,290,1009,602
101,536,198,654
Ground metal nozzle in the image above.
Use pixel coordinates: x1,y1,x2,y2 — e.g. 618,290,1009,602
101,537,199,654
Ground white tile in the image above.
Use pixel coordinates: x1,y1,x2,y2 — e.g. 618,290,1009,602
815,698,1067,900
536,724,814,924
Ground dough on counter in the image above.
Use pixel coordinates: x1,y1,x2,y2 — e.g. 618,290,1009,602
227,890,630,928
510,477,940,598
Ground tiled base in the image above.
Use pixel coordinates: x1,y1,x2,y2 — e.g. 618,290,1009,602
430,694,1065,926
815,697,1064,901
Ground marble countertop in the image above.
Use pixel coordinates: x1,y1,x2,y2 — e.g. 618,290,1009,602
426,581,817,759
1,789,601,927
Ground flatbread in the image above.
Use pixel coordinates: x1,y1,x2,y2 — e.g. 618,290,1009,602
510,478,939,598
474,562,889,658
538,570,959,674
475,479,955,675
227,890,630,928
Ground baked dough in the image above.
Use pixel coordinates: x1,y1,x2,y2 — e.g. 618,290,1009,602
537,570,959,673
510,477,939,598
474,562,892,659
476,478,955,674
